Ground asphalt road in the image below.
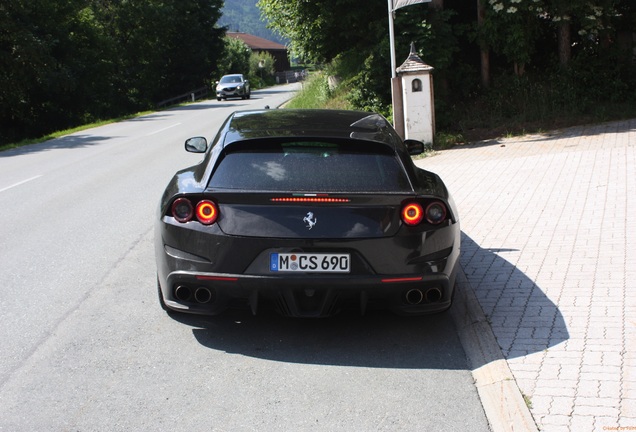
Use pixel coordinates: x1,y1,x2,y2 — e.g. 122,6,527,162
0,84,490,431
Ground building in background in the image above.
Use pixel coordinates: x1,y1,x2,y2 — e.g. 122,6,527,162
227,32,290,72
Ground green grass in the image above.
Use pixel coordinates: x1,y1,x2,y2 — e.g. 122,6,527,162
287,68,636,148
284,73,331,109
522,392,533,409
434,132,465,150
284,73,352,110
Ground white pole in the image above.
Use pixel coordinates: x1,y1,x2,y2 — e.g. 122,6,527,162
388,0,404,136
388,0,397,78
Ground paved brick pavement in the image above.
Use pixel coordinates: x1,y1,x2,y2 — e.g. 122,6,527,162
415,119,635,431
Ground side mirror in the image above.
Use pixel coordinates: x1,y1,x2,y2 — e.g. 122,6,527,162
185,137,208,153
404,139,425,156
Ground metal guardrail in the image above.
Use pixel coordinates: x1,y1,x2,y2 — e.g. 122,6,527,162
275,70,307,84
157,87,209,108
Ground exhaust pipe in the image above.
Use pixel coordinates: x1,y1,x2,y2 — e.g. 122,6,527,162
405,288,443,305
174,285,192,301
425,288,442,303
194,287,213,304
405,289,424,305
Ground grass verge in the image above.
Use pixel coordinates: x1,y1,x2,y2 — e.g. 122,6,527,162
0,110,156,152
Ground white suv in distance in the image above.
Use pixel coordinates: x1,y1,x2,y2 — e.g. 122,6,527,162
215,74,251,101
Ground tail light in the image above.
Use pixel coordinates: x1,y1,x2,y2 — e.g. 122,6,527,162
195,200,218,225
171,198,194,223
401,200,448,226
170,198,219,225
425,202,447,225
402,203,424,226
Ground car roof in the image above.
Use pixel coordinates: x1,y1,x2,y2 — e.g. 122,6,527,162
220,109,401,147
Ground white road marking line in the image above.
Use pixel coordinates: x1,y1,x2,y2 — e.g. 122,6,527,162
146,123,182,136
0,175,43,193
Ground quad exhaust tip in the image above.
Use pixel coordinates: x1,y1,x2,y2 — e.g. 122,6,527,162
194,287,213,304
175,285,192,302
174,285,215,304
405,288,442,305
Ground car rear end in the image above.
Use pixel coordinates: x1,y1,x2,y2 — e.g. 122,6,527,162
156,135,460,317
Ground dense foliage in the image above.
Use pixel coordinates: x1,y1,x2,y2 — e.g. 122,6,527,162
0,0,224,145
217,37,253,77
215,36,277,89
259,0,636,136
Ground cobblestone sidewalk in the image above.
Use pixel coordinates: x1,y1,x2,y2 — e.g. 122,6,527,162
416,119,635,431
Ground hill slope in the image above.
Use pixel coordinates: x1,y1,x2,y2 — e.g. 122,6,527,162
218,0,286,44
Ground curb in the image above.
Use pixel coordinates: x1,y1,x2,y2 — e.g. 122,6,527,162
450,267,539,432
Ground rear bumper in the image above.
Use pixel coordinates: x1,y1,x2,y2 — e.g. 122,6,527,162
155,213,460,317
159,265,458,318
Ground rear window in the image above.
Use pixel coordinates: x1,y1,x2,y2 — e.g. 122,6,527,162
208,141,411,192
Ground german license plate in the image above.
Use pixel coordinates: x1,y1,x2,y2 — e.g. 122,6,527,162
270,253,350,273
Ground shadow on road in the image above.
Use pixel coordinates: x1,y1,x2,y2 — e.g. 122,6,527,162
166,232,568,371
0,134,112,157
457,233,569,365
449,118,635,151
175,309,470,370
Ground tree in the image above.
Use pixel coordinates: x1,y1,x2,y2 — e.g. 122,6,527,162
1,0,226,145
162,0,225,96
91,0,225,109
217,37,251,77
547,0,620,67
249,51,275,82
478,0,623,73
258,0,388,63
481,0,547,76
477,0,491,87
0,0,99,141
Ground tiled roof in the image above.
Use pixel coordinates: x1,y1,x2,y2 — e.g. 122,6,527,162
396,43,433,73
227,32,287,51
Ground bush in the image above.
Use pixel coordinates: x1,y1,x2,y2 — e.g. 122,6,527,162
249,51,276,87
284,73,332,109
217,37,251,78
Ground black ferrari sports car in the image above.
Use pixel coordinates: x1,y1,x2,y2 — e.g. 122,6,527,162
155,109,460,318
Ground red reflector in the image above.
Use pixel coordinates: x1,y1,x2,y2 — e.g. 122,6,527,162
196,275,238,281
381,277,423,283
270,197,350,203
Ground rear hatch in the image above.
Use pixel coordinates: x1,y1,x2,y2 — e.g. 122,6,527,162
214,193,410,239
206,139,415,239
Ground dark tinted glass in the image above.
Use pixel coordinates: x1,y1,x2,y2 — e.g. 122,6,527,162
208,141,411,192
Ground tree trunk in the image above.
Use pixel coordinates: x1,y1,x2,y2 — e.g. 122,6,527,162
558,21,571,66
477,0,490,88
429,0,449,95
